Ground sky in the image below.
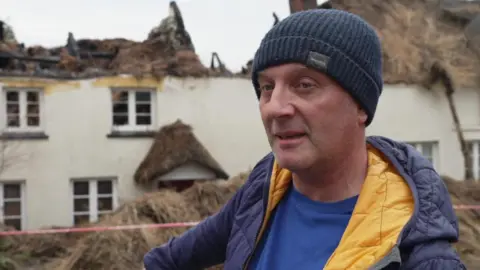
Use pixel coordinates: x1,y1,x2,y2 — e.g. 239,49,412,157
2,0,315,73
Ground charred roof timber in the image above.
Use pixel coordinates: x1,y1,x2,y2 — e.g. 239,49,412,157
273,12,280,26
210,52,232,76
0,32,117,72
0,21,4,42
318,1,333,9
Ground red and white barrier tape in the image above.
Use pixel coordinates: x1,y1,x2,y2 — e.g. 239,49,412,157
453,205,480,210
0,221,200,236
1,204,480,236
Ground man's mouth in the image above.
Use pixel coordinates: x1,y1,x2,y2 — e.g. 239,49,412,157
275,132,306,140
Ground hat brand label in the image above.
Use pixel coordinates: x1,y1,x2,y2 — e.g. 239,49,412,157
307,51,330,72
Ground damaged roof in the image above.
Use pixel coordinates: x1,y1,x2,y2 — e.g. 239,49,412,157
0,1,234,79
328,0,480,88
242,0,480,89
134,119,229,185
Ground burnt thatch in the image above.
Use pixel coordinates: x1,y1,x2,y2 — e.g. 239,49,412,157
0,1,233,79
134,119,229,185
329,0,480,88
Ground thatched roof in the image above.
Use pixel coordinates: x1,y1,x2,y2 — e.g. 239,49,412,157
329,0,480,89
134,120,229,185
0,1,233,79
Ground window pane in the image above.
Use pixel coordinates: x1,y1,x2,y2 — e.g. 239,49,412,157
73,182,89,195
6,91,19,102
135,92,151,102
27,104,39,114
27,91,39,102
113,115,128,125
136,115,151,125
4,184,20,199
6,104,19,114
74,214,90,226
421,143,433,157
27,116,40,126
97,181,112,194
136,104,150,114
4,218,21,230
112,103,128,113
7,115,19,127
98,197,113,211
4,201,21,216
111,91,128,102
74,198,89,212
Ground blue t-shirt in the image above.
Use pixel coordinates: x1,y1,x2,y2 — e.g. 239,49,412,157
249,186,358,270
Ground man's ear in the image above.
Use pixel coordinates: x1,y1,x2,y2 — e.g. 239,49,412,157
357,105,368,125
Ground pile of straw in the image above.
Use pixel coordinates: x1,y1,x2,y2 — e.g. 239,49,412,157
45,172,249,270
444,176,480,269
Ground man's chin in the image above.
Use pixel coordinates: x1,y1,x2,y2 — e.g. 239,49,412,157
272,150,308,170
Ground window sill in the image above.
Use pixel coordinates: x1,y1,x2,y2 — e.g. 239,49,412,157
106,131,155,138
0,132,49,140
453,126,480,132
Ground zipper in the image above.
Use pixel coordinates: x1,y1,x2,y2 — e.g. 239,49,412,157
242,157,273,270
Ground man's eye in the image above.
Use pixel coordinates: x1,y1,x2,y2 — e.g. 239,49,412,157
296,81,316,90
299,82,313,88
260,84,274,91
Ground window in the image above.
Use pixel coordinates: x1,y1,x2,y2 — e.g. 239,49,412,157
468,141,480,180
0,182,25,230
3,88,43,132
111,89,155,131
407,142,439,169
72,178,117,225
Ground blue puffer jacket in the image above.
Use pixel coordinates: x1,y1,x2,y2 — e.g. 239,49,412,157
144,136,466,269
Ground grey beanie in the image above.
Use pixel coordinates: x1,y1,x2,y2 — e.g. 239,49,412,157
251,9,383,126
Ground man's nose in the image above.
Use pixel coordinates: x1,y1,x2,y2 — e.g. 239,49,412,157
266,86,295,118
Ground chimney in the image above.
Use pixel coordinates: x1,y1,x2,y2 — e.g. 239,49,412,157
289,0,318,13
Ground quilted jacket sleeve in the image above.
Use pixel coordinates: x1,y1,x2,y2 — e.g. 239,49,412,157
143,186,246,270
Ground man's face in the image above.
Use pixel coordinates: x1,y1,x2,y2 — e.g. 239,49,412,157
258,63,367,171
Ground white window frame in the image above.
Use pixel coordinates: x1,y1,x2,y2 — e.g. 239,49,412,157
1,87,45,133
71,177,118,225
408,141,439,170
110,88,156,132
0,181,26,230
468,141,480,180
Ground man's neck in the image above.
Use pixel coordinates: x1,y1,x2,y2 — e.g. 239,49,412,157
291,140,369,203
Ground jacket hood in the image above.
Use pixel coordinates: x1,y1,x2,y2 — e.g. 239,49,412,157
367,136,460,247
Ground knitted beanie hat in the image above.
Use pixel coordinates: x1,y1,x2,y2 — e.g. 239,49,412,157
251,9,383,126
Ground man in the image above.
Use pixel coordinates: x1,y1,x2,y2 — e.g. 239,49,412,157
144,9,466,270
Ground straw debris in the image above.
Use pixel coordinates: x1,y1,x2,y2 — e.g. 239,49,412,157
443,176,480,269
43,172,249,270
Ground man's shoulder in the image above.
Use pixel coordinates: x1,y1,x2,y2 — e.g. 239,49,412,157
247,152,275,184
233,152,274,212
